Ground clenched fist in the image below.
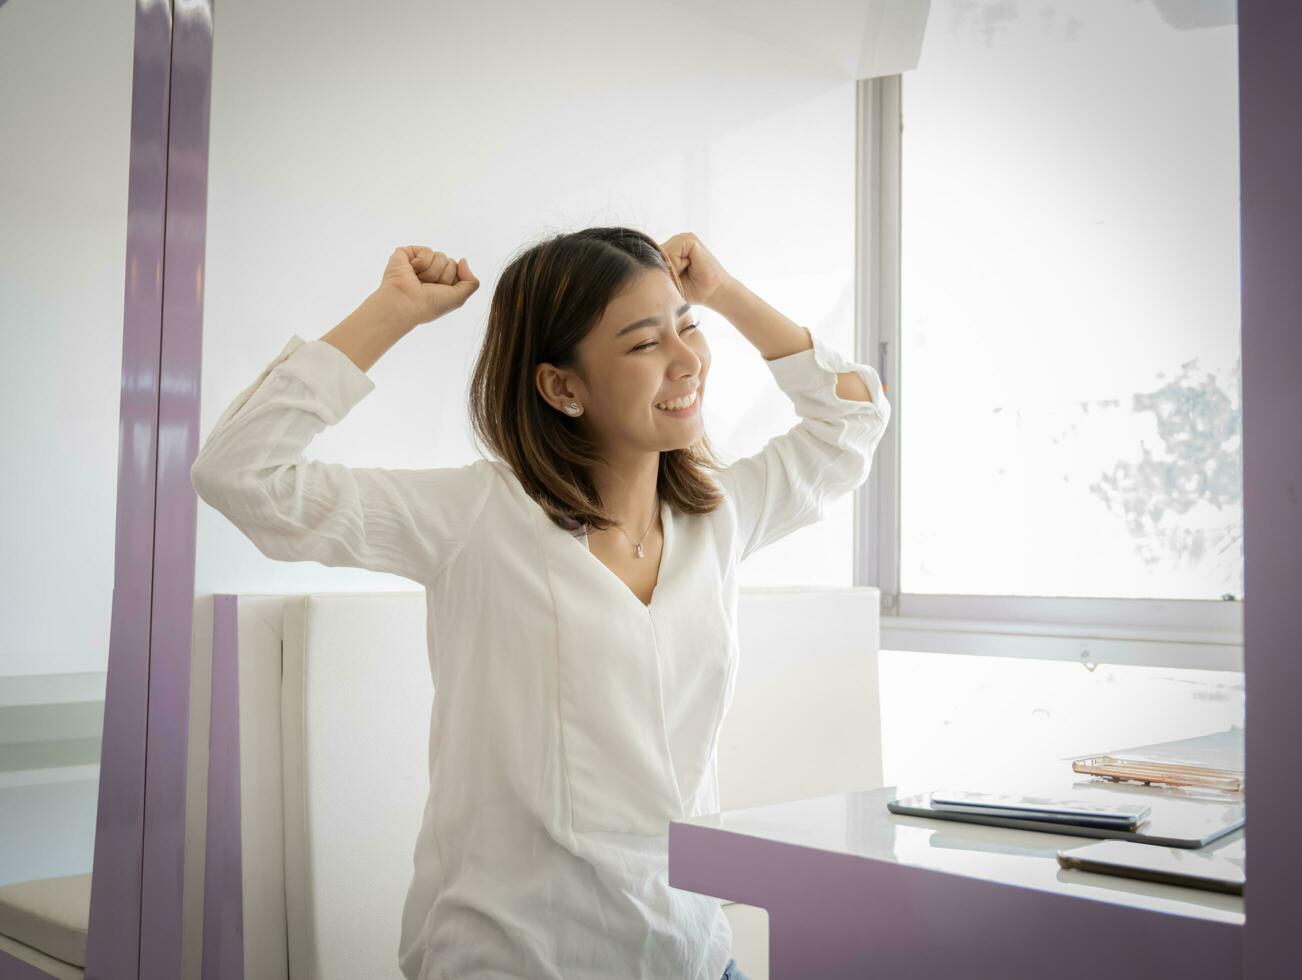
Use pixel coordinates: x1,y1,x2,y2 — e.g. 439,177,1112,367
373,246,481,327
659,232,734,308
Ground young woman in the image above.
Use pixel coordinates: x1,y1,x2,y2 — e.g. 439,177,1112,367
191,227,891,980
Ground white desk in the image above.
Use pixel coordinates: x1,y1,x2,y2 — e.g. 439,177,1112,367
669,768,1243,979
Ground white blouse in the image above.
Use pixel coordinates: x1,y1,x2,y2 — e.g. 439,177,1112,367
191,324,891,980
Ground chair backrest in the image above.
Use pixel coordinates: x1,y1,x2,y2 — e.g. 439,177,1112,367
218,587,882,980
281,593,431,980
716,587,883,812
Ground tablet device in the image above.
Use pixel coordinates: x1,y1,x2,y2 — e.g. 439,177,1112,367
888,790,1244,848
1057,838,1244,894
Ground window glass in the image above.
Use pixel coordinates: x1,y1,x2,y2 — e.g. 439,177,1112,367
900,0,1242,600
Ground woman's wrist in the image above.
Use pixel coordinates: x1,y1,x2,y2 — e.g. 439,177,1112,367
702,274,742,313
319,293,417,373
705,277,813,361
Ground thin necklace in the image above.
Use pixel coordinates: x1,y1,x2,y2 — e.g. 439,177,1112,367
593,497,659,559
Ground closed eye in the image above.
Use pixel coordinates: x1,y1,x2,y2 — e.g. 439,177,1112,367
632,321,699,352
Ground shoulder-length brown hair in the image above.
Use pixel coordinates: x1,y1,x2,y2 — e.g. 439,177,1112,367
467,226,728,534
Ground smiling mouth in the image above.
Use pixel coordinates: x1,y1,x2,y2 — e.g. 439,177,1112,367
654,389,701,414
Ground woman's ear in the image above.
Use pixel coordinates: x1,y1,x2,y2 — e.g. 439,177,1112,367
535,362,573,413
534,362,555,407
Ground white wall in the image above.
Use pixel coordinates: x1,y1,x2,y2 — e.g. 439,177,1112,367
0,0,135,677
0,0,905,656
194,0,868,594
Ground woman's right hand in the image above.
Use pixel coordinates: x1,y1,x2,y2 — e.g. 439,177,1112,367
373,246,480,327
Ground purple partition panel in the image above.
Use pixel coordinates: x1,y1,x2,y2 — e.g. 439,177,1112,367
76,3,174,979
201,596,243,980
138,1,215,978
1240,2,1302,977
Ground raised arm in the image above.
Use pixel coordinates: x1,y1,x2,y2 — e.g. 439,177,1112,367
712,324,891,563
657,234,892,563
190,247,493,585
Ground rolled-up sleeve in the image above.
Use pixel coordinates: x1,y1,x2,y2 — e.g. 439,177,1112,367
714,326,891,563
190,334,493,585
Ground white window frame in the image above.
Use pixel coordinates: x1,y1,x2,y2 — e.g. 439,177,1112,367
853,76,1244,674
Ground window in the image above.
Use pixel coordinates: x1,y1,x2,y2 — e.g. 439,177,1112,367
864,0,1243,670
900,0,1241,602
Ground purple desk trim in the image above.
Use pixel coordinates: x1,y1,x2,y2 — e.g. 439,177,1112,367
1239,2,1302,976
201,596,243,980
670,817,1241,979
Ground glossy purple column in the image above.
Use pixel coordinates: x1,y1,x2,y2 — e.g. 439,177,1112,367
80,2,175,978
1240,1,1302,976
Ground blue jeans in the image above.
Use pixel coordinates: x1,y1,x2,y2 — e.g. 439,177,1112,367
721,958,751,980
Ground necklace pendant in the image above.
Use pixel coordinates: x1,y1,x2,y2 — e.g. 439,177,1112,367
635,543,644,559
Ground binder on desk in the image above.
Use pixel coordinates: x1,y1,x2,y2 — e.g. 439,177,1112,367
1070,728,1244,792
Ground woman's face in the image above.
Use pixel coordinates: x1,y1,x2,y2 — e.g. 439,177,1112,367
540,267,710,457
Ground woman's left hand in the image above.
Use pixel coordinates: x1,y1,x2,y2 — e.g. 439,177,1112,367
660,232,734,308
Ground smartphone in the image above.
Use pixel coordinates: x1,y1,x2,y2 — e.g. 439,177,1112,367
1057,838,1244,894
929,790,1151,829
